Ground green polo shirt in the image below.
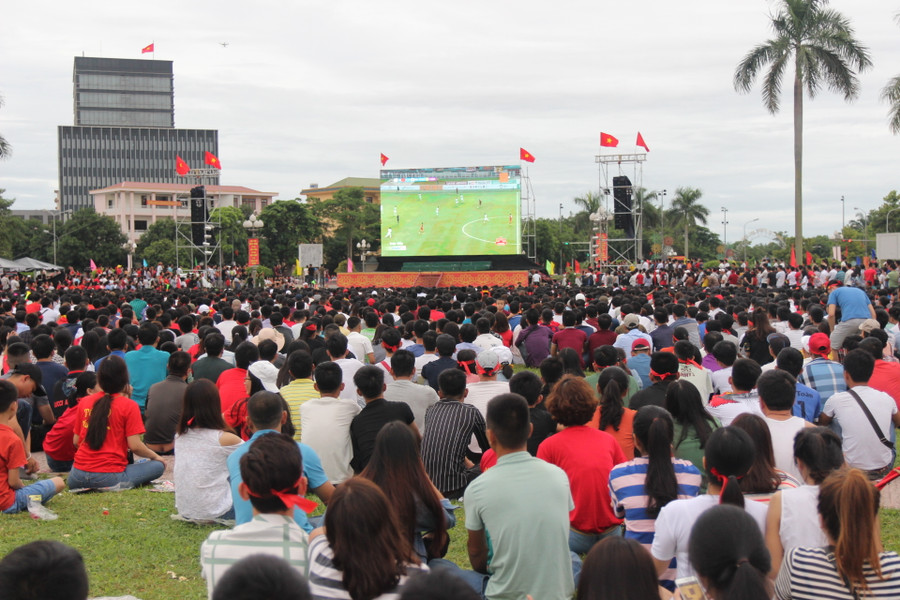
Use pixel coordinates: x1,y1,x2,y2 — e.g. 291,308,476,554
464,451,574,600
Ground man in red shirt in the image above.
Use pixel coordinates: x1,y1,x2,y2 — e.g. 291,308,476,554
587,314,618,359
218,342,259,438
859,337,900,410
551,312,588,367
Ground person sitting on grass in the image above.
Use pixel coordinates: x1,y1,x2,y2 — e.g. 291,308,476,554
201,433,313,598
174,379,243,522
228,391,333,531
0,540,89,600
67,355,165,490
0,380,65,514
42,371,98,473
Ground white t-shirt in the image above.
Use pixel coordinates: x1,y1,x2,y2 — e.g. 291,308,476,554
414,353,439,383
299,396,361,484
334,357,364,406
763,415,808,481
823,386,898,470
706,392,762,426
465,380,510,452
652,494,768,581
346,331,374,364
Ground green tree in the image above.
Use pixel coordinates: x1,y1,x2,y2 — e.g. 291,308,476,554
0,189,16,257
0,95,10,160
571,191,601,236
259,200,322,268
56,208,128,269
313,188,379,269
209,206,248,265
9,218,51,262
668,187,709,259
734,0,872,260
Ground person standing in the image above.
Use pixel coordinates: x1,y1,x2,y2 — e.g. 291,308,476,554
827,282,876,354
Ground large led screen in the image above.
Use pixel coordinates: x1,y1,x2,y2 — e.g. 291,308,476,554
380,165,521,257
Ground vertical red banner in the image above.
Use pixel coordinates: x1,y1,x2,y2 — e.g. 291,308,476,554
599,233,608,262
247,238,260,266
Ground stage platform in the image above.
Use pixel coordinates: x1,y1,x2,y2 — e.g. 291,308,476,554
337,270,529,289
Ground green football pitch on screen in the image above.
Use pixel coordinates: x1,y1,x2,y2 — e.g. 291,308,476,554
380,167,521,257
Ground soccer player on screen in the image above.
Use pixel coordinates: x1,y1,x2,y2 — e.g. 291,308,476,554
435,206,440,217
419,222,425,235
483,213,489,223
386,227,393,239
508,212,513,224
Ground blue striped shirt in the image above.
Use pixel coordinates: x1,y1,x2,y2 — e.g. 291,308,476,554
798,358,846,405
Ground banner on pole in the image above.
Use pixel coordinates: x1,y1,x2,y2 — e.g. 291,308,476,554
248,238,260,266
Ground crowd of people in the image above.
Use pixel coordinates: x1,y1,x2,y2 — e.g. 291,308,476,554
1,257,900,599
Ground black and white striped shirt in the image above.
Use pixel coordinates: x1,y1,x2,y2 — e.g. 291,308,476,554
775,546,900,599
421,399,488,495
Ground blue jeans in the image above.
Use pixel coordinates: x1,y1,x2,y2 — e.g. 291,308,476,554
569,525,622,555
16,400,33,441
429,551,582,597
67,460,165,490
3,479,58,514
46,456,73,473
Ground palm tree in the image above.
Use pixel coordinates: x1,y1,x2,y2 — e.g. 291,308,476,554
0,94,10,159
733,0,871,261
633,187,660,229
882,13,900,134
668,187,708,259
573,190,601,215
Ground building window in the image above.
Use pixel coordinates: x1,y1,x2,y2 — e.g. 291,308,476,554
134,220,148,231
141,195,148,207
107,198,114,209
365,196,374,203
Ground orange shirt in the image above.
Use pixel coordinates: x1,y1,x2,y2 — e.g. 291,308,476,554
590,406,636,460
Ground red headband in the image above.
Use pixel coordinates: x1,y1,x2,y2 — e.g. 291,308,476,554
305,323,318,332
650,369,677,380
382,341,401,352
678,358,702,369
247,479,318,514
458,359,477,374
709,467,743,502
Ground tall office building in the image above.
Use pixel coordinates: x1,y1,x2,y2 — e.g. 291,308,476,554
58,56,218,211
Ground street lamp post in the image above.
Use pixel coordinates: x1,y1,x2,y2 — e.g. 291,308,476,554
721,207,729,247
559,203,564,275
242,212,264,287
854,207,868,255
743,217,759,265
356,238,371,272
887,207,900,233
659,189,667,255
841,195,845,234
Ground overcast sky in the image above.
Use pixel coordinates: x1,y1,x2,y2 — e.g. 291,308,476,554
1,1,898,244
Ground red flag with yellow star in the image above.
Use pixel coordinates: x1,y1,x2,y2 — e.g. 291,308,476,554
519,148,535,163
204,151,222,169
175,155,190,176
600,132,619,147
142,43,154,54
380,153,389,166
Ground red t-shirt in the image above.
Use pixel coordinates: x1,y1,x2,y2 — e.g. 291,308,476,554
537,425,626,533
588,330,618,357
216,368,248,414
552,328,588,366
73,393,145,473
43,405,80,461
869,360,900,411
480,448,498,472
0,424,26,510
589,407,636,460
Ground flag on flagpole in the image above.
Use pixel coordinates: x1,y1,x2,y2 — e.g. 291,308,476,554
565,262,571,272
89,259,97,271
295,258,302,276
204,151,222,169
380,153,389,166
789,245,797,268
575,260,581,273
805,251,813,266
142,258,148,268
142,43,154,54
636,132,649,152
520,147,535,163
545,259,555,275
175,155,190,176
347,258,354,273
600,132,619,147
871,248,877,260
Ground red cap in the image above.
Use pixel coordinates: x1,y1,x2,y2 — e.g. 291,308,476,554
366,298,376,306
808,332,831,356
632,338,651,351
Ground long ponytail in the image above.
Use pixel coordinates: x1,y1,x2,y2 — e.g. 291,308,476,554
84,355,129,451
633,406,678,517
704,426,755,508
819,468,885,594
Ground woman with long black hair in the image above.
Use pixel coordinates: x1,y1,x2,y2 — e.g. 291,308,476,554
651,426,767,585
665,380,719,489
609,405,701,590
67,356,165,489
740,308,776,365
360,421,453,562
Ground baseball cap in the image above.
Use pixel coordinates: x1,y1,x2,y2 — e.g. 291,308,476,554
766,333,791,354
808,332,831,357
632,338,651,351
623,314,640,329
475,350,500,372
197,304,210,314
9,363,47,397
859,319,881,334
